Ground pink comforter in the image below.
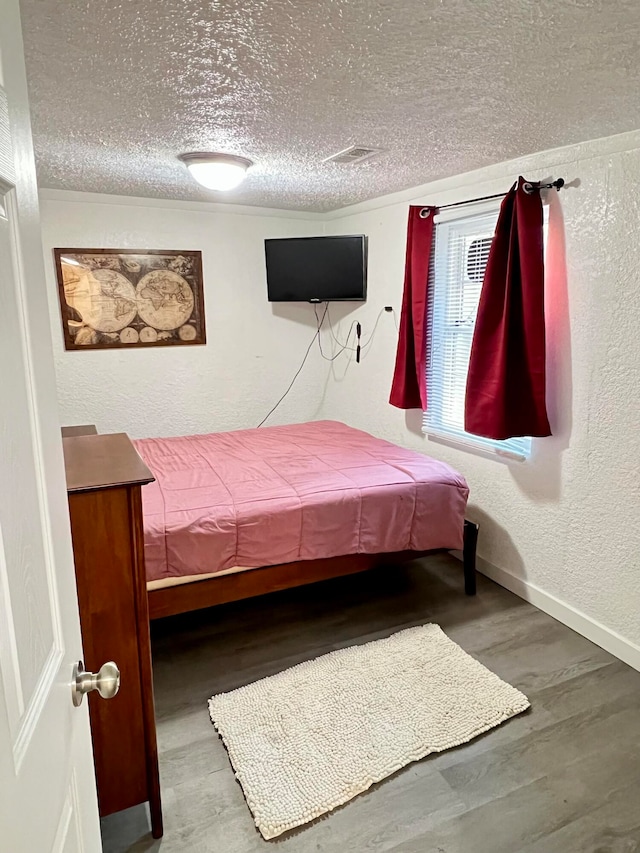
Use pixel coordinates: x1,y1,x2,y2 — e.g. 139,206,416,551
134,421,469,583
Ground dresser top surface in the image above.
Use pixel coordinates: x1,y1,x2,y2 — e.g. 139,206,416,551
63,432,154,493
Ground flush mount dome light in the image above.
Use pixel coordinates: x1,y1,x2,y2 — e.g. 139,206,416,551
179,152,253,191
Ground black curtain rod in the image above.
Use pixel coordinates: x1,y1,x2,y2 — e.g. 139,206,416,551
419,178,565,217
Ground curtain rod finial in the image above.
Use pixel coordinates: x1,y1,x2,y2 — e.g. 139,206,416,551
523,178,565,195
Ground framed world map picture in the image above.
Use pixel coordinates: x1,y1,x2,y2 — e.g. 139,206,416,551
53,248,206,350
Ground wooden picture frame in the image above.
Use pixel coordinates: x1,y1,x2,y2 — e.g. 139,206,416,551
54,248,206,350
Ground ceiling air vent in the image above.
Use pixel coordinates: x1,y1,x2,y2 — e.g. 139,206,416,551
323,145,385,165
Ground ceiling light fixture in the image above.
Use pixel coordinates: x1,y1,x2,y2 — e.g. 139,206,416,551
178,152,253,191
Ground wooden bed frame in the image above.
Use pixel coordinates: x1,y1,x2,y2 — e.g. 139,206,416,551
60,426,478,623
147,520,478,620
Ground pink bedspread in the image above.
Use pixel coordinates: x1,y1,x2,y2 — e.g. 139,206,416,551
133,421,469,583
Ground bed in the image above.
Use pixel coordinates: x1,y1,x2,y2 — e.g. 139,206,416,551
132,421,475,619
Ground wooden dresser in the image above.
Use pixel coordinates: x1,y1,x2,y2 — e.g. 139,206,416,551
62,426,162,838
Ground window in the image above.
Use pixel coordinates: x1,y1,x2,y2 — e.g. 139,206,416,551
423,203,532,460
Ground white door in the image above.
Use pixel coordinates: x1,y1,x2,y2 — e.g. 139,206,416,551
0,1,103,850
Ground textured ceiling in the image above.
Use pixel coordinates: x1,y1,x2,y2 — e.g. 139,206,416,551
20,0,640,212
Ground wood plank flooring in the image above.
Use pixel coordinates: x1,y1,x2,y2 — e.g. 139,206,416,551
101,555,640,853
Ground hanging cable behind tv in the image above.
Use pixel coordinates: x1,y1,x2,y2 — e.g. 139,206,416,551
257,302,395,427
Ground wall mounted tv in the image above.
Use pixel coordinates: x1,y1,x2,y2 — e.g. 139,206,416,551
265,235,367,302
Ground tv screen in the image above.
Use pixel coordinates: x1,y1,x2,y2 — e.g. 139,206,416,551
265,235,367,302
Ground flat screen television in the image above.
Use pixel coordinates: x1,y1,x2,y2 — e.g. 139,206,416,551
265,235,367,302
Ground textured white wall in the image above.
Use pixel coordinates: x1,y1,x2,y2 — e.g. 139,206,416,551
318,131,640,649
40,195,329,437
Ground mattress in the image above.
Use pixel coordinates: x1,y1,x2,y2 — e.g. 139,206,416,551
146,565,252,591
134,420,469,584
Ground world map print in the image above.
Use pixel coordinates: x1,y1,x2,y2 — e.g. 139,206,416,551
55,249,205,350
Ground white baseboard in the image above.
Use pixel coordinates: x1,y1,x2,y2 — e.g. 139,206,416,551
466,554,640,672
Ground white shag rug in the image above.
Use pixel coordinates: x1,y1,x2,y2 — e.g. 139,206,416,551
208,624,529,840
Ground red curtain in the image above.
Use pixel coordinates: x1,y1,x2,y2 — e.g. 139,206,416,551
389,205,436,409
465,177,551,440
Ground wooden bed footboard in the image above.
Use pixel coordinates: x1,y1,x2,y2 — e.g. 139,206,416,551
147,522,478,620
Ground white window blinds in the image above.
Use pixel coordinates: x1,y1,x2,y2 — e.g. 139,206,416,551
422,206,532,460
